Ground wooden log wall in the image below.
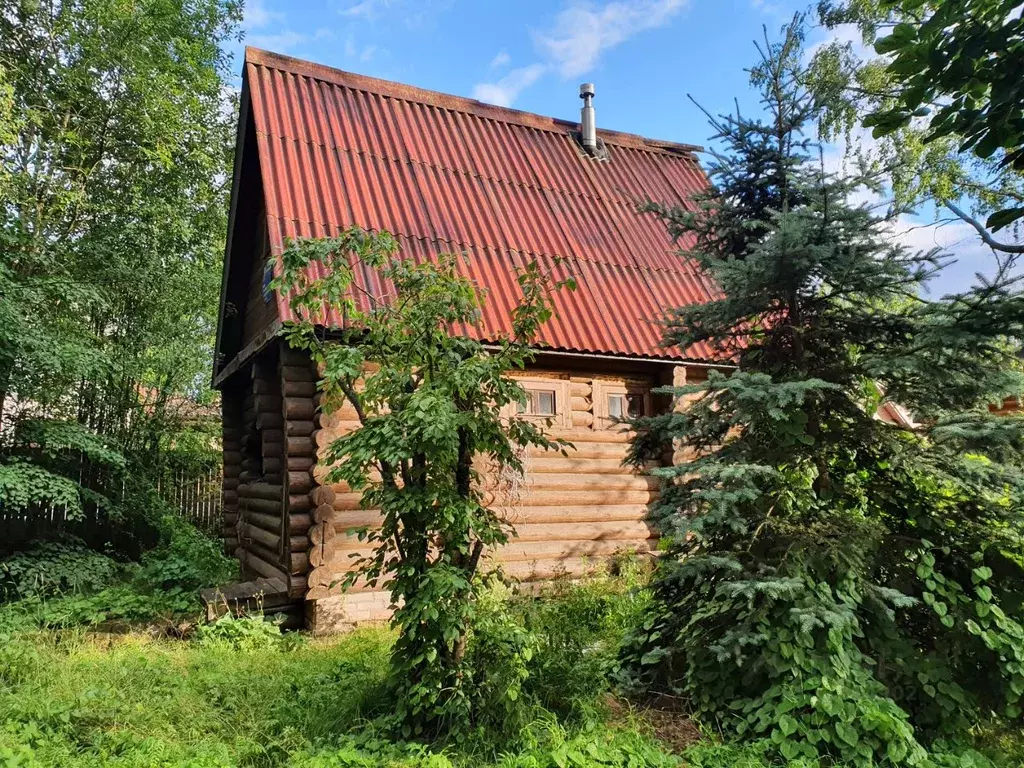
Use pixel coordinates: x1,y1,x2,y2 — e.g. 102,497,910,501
233,351,294,590
302,368,664,606
221,390,243,555
280,345,317,598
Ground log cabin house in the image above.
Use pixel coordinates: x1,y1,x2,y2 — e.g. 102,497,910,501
211,47,722,632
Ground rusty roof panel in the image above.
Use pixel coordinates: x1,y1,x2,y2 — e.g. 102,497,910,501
245,48,719,361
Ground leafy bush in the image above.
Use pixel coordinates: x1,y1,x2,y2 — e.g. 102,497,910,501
520,560,651,726
618,22,1024,768
276,229,575,737
0,516,236,629
0,540,126,601
194,613,292,651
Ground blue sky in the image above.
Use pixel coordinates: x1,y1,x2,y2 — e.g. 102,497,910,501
233,0,1001,295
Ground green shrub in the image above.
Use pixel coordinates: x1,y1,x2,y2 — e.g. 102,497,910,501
0,540,126,601
0,516,236,629
194,613,289,651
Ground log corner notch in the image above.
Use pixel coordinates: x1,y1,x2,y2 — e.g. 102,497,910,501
279,343,318,598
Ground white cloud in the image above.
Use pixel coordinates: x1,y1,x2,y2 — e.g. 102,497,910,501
472,64,547,108
243,0,285,30
248,26,333,54
534,0,690,79
750,0,784,18
339,0,451,26
343,34,379,63
340,0,391,19
490,51,511,69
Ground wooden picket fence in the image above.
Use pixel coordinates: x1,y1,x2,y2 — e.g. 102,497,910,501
0,465,223,552
156,465,223,533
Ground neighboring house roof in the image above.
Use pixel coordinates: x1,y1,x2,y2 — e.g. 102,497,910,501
239,47,719,363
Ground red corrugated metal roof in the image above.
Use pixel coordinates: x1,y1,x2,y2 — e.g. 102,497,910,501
245,47,719,361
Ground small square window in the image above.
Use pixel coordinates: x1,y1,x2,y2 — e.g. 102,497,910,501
519,389,557,416
608,394,625,419
626,393,644,418
536,390,555,415
607,392,644,421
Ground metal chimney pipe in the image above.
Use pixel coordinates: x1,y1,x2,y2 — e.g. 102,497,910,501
580,83,597,154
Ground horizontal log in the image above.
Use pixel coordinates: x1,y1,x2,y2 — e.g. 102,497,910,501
319,411,361,430
310,523,338,546
290,535,310,551
289,494,312,512
572,411,594,428
223,512,239,525
510,521,653,542
257,412,283,430
287,436,314,456
246,541,285,570
222,489,238,503
252,378,277,395
245,510,283,533
329,510,383,531
314,503,337,524
309,485,336,507
284,397,316,420
243,552,289,585
239,470,260,483
243,522,280,551
290,512,312,534
525,457,633,474
263,457,282,474
524,474,660,492
494,538,657,563
288,471,313,494
238,482,283,501
223,450,242,465
331,492,371,511
262,429,283,444
255,395,283,413
285,420,316,437
242,497,282,516
570,382,593,397
222,477,240,491
282,364,315,382
288,455,315,472
498,504,649,525
515,489,656,507
571,396,592,412
549,429,631,444
283,380,317,397
525,444,627,461
308,566,333,589
263,473,283,484
290,551,309,574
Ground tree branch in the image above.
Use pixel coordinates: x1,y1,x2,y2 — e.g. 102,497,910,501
944,201,1024,254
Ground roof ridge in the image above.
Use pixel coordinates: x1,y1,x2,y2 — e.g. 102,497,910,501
245,47,703,156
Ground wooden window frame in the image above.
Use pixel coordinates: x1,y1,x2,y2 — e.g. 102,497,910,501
502,377,571,430
592,380,652,430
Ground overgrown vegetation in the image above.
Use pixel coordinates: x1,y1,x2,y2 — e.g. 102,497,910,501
0,565,685,768
619,22,1024,768
0,0,237,554
0,515,236,630
275,229,574,737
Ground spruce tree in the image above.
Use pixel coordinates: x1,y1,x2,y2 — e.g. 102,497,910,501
620,24,1024,766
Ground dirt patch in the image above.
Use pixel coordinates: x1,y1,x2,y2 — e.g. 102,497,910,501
605,694,703,753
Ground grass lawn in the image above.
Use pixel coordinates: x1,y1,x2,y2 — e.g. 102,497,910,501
0,570,692,768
